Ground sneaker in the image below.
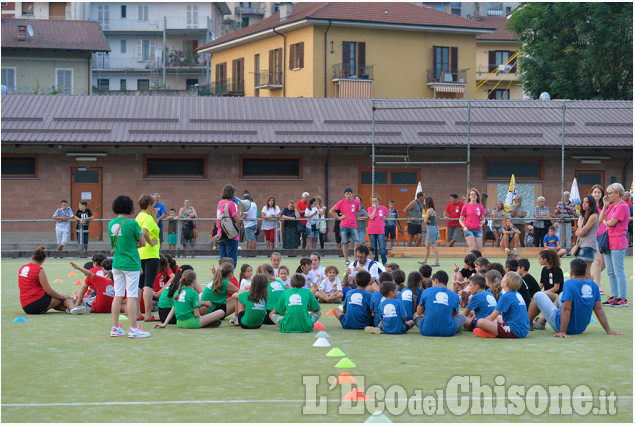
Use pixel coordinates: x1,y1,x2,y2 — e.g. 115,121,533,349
229,317,238,325
533,317,546,330
513,248,518,254
345,261,350,267
209,320,222,328
364,326,381,335
128,326,150,338
613,298,629,307
504,248,510,255
110,325,125,337
70,304,91,315
602,297,617,306
599,289,604,295
473,328,497,338
137,314,145,321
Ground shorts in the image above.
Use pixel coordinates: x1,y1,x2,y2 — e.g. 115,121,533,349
237,311,262,329
159,307,177,324
496,322,518,338
468,319,478,332
576,247,597,263
306,224,318,238
177,316,200,329
407,223,422,236
244,226,256,242
340,227,359,245
211,304,227,317
463,229,483,238
263,309,274,325
263,228,275,242
139,258,160,289
56,231,69,246
112,268,140,298
77,229,89,244
167,233,177,245
357,231,366,243
22,293,52,314
385,226,396,239
447,226,461,242
533,292,560,332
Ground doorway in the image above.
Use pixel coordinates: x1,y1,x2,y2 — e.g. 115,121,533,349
358,169,421,212
71,167,103,241
576,170,604,198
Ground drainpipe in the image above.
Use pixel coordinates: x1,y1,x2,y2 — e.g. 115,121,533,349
324,20,332,97
272,26,286,96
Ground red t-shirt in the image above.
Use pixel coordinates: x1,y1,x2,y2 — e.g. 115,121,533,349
296,201,308,225
90,275,116,313
153,268,174,292
85,266,105,286
445,201,464,227
19,263,45,307
226,276,239,299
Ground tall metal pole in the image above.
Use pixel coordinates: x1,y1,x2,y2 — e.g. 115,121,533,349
560,103,566,227
163,16,167,87
467,101,471,195
371,99,376,196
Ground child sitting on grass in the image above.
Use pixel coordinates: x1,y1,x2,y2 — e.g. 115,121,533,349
238,263,253,291
485,270,503,300
475,271,530,339
257,264,287,325
200,263,239,319
415,270,464,337
69,259,121,315
270,251,282,278
270,273,321,333
392,269,406,292
538,249,564,295
452,254,477,293
333,270,373,330
463,274,497,331
400,271,422,321
543,225,567,257
157,265,194,324
366,281,415,335
232,273,268,329
370,271,393,327
315,265,343,303
296,258,317,291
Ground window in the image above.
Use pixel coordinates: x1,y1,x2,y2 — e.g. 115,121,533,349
432,45,458,80
97,4,109,29
240,156,302,179
268,48,282,84
241,16,249,27
145,156,207,178
186,5,198,28
55,69,73,94
488,89,509,100
93,52,109,69
342,41,365,77
1,68,16,92
120,39,126,54
22,2,33,14
488,50,516,73
485,160,543,180
138,4,148,21
289,42,304,70
361,171,387,185
450,2,461,15
137,39,156,62
120,79,127,91
97,79,109,91
2,155,37,177
576,171,603,186
138,79,149,91
232,58,244,92
186,79,198,90
391,172,418,185
215,62,227,84
121,4,126,18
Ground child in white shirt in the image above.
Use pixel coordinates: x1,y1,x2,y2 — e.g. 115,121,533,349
315,265,343,303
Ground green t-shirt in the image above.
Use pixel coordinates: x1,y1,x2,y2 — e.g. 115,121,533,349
157,282,175,309
265,279,286,311
202,279,228,309
174,286,200,321
136,211,160,260
274,287,320,333
238,291,267,327
108,217,142,271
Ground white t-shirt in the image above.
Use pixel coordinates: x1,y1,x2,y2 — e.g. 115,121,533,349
311,266,326,286
273,267,279,278
243,202,258,228
319,277,342,295
280,278,291,289
305,206,319,226
240,278,251,291
261,205,281,231
347,259,380,280
302,271,317,289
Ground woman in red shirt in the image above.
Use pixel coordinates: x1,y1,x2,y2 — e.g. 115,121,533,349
19,247,74,314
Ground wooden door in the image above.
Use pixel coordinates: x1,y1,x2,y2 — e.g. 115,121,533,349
71,167,103,241
576,170,604,198
358,169,421,212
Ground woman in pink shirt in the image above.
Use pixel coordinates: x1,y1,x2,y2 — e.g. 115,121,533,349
459,188,486,252
599,183,630,307
367,193,389,265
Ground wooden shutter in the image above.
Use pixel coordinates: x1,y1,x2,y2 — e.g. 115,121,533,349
342,41,351,76
509,51,517,73
289,44,295,69
358,42,366,69
215,63,220,83
232,59,237,87
268,49,274,83
276,48,282,84
432,45,437,80
239,58,244,85
450,47,458,73
299,42,304,68
489,51,496,73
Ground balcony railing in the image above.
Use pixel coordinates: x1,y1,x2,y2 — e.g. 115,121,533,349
332,63,374,80
487,9,504,16
253,70,283,88
426,69,467,84
198,78,244,96
235,5,264,15
477,64,518,77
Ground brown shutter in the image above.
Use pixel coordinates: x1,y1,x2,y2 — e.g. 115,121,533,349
342,41,351,76
269,49,274,83
215,63,220,83
510,51,517,73
358,42,366,69
289,44,295,69
239,58,244,85
450,47,458,73
299,42,304,69
232,59,237,91
489,51,496,72
432,45,437,80
276,48,282,84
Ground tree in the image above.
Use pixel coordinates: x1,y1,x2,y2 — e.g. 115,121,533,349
507,2,632,100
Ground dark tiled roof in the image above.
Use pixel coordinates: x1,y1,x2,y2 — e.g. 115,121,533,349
475,16,516,41
1,95,631,148
1,18,110,52
198,2,495,52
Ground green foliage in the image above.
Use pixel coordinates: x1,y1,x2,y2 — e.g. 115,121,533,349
507,2,633,100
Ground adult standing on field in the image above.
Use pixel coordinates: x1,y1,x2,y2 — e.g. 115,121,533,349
108,195,149,338
554,191,578,251
459,188,486,252
444,194,464,247
330,188,360,266
136,194,160,322
217,184,240,267
590,184,606,293
52,200,74,251
296,192,310,249
152,193,167,243
510,195,527,247
404,192,425,247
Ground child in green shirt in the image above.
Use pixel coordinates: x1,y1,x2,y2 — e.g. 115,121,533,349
232,273,268,329
270,274,321,333
255,263,287,325
200,263,239,318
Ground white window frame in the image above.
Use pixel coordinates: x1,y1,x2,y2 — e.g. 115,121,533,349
137,39,156,62
55,68,73,94
187,5,199,29
2,67,16,92
138,4,148,21
120,39,126,54
97,4,109,30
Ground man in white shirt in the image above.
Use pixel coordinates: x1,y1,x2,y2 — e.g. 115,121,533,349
241,194,258,250
52,200,74,250
344,244,380,287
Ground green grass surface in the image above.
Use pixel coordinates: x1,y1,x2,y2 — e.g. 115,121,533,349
2,256,632,422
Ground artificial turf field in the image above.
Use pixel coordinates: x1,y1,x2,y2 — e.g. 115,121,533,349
1,256,632,423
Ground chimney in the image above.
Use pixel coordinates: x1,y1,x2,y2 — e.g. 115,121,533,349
17,25,27,41
280,2,292,22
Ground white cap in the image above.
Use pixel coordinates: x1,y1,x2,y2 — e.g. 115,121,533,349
302,192,310,197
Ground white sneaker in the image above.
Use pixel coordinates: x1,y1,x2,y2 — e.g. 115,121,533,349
128,326,150,338
110,325,126,337
70,304,91,315
364,326,381,335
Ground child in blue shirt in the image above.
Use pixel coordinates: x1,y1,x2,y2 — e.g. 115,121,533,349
543,226,566,257
366,281,414,334
414,270,464,337
475,272,530,338
370,271,393,326
333,270,373,330
463,274,497,331
400,271,422,321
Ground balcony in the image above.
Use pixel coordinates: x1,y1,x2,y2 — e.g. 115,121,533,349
198,78,244,96
332,63,374,81
166,50,206,68
476,64,519,80
426,69,467,98
235,5,264,15
253,70,283,89
487,9,504,16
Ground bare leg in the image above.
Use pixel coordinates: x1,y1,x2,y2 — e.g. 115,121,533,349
433,242,440,264
424,243,430,264
465,235,476,251
143,287,154,320
333,307,344,320
225,298,237,316
476,318,499,335
199,309,226,327
474,235,483,252
342,243,349,262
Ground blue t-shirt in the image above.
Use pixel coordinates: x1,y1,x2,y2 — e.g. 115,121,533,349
495,290,530,338
555,279,601,335
385,209,398,227
378,298,408,334
342,288,372,330
543,233,559,247
153,203,167,230
398,288,416,321
466,291,497,321
418,287,460,337
370,291,386,327
416,288,423,302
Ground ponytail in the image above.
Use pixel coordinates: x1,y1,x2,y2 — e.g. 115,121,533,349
213,263,234,293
